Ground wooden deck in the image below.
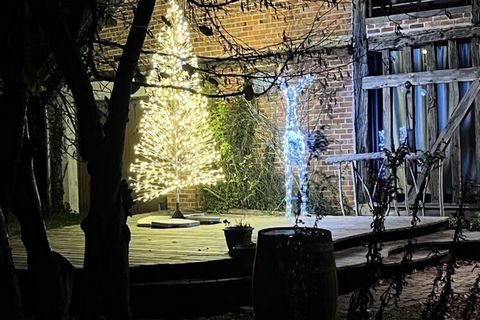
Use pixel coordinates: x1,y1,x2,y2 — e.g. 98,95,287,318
9,213,451,269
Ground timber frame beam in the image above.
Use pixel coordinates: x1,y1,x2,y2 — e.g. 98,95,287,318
352,0,369,203
369,26,480,51
362,67,480,90
353,0,368,155
474,0,480,25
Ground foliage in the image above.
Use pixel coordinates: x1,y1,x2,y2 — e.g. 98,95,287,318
201,97,284,212
7,205,81,237
448,211,480,232
223,217,251,229
347,145,440,320
468,214,480,232
130,0,223,202
309,170,350,216
422,185,478,320
44,210,82,230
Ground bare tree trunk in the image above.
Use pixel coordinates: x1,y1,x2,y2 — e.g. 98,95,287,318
0,2,27,317
12,102,75,320
83,2,156,317
0,83,25,319
47,104,66,215
0,207,23,320
30,0,156,318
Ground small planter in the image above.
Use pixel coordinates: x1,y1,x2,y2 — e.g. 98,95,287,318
223,227,254,255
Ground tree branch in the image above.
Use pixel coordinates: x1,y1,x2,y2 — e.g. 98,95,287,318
104,0,156,176
30,0,104,162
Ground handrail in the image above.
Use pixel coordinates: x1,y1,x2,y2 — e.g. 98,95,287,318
323,152,445,217
324,151,424,164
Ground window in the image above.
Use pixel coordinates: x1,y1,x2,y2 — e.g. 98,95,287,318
367,0,471,18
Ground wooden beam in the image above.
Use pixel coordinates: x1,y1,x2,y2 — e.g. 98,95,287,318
368,26,480,51
325,152,384,164
426,45,438,201
362,67,480,89
324,151,424,164
366,6,470,24
447,40,461,202
353,0,369,155
352,0,369,203
472,37,480,195
410,80,480,200
382,50,392,150
474,0,480,26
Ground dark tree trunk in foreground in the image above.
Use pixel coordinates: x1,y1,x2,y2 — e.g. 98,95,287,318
0,2,28,318
0,208,23,319
83,2,156,315
12,102,75,320
30,0,156,318
0,1,77,318
47,104,66,214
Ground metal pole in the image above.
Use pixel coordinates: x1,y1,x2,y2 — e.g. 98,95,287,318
439,160,445,217
337,163,345,216
403,160,408,215
351,162,359,216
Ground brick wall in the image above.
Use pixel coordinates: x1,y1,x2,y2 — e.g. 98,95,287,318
95,0,356,214
366,5,472,36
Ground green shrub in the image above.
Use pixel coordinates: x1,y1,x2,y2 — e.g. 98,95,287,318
202,97,284,212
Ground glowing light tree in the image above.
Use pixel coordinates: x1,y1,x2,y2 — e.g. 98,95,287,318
130,0,224,219
280,75,314,217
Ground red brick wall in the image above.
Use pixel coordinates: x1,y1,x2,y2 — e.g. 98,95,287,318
366,5,472,36
96,0,355,213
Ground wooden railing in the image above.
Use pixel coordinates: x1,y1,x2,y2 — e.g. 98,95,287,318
324,152,445,217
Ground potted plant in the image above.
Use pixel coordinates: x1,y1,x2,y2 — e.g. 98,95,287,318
222,218,254,255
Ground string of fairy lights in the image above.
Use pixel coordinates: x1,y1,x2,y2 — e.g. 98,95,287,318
280,75,314,217
130,0,224,203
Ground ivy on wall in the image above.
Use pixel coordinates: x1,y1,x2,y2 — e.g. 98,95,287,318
201,97,284,212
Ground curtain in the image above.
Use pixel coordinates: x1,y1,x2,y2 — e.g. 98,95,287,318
436,45,453,195
458,42,477,184
390,50,407,148
412,48,428,151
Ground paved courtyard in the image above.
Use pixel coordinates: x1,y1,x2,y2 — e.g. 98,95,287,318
170,261,480,320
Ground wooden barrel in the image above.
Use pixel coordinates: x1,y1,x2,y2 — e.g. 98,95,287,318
252,227,338,320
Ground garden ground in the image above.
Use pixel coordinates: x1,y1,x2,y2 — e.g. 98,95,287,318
175,260,480,320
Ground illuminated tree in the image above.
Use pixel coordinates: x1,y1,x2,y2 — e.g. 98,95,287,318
131,0,223,218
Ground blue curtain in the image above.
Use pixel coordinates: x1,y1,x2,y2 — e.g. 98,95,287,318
368,52,383,153
436,46,449,131
458,42,477,184
412,48,428,151
436,45,452,194
390,51,407,148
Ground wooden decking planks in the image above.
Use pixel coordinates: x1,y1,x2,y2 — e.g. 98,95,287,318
9,214,448,269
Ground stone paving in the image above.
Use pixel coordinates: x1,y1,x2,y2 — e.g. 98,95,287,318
173,261,480,320
336,260,480,319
